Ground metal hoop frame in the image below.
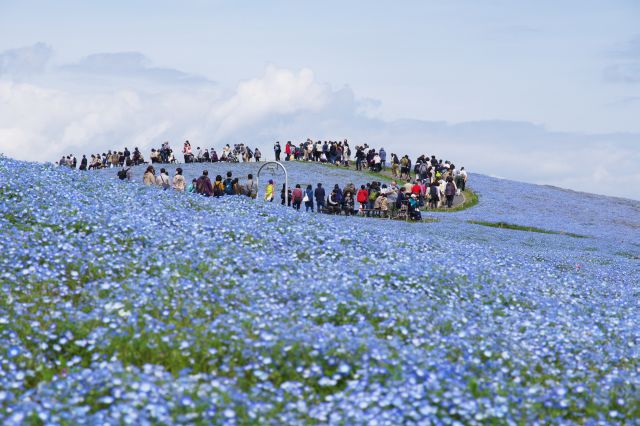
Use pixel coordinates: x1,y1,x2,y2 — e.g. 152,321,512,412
257,161,288,205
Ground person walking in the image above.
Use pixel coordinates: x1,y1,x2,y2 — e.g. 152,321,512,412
444,176,457,208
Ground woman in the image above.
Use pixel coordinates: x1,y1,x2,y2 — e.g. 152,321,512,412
264,179,274,202
254,148,261,162
173,167,186,191
143,166,156,186
291,184,303,211
213,175,224,197
232,178,241,195
187,178,197,193
156,168,170,190
304,184,314,212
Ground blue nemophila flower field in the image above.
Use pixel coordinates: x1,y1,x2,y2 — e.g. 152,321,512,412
1,157,639,425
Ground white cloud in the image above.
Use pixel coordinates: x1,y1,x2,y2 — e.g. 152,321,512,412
208,65,330,139
0,43,52,76
0,45,639,200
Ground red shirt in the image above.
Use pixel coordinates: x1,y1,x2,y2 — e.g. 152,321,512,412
356,189,369,203
411,184,421,195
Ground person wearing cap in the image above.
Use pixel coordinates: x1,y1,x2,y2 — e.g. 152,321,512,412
264,179,274,202
408,193,421,220
173,167,186,191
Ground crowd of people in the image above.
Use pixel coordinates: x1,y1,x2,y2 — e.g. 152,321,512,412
57,138,469,219
58,147,147,170
182,141,262,164
136,161,467,221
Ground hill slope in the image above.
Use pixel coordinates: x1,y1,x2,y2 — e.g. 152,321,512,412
1,158,639,424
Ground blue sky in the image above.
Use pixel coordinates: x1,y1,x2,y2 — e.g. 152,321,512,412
1,1,639,198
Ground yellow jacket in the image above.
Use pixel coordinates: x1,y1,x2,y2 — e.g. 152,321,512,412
264,183,274,200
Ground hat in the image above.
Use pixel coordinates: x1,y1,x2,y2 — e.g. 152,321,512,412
269,179,273,184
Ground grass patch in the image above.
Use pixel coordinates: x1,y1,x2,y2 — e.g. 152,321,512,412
468,220,588,238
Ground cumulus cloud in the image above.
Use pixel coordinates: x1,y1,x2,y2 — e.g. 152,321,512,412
604,35,640,84
61,52,213,86
0,45,639,200
0,43,53,76
208,65,330,139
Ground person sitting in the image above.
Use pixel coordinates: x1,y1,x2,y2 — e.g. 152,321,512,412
327,190,340,214
342,192,355,216
408,194,422,220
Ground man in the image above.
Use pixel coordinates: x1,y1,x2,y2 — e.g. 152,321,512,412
223,171,234,195
314,183,326,212
459,167,468,192
355,147,365,171
245,173,257,198
379,148,386,170
196,170,213,196
274,141,281,161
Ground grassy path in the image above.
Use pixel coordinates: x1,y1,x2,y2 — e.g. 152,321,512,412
316,160,477,212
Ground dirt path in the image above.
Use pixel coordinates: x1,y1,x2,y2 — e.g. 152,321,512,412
323,161,467,210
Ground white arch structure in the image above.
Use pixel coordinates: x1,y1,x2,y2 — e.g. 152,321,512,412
256,161,288,205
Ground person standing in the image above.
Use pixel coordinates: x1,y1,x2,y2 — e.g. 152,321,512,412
173,168,186,191
304,184,314,212
264,179,274,202
444,176,457,208
356,185,369,213
245,173,257,198
254,148,261,162
292,184,303,210
314,183,326,212
274,141,281,161
379,148,386,170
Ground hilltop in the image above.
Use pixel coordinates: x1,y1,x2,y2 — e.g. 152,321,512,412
1,157,639,424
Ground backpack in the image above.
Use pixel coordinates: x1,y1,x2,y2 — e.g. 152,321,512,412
224,178,233,195
247,149,253,159
419,163,428,175
445,182,456,196
214,181,224,196
117,168,129,180
368,191,378,201
430,185,439,200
